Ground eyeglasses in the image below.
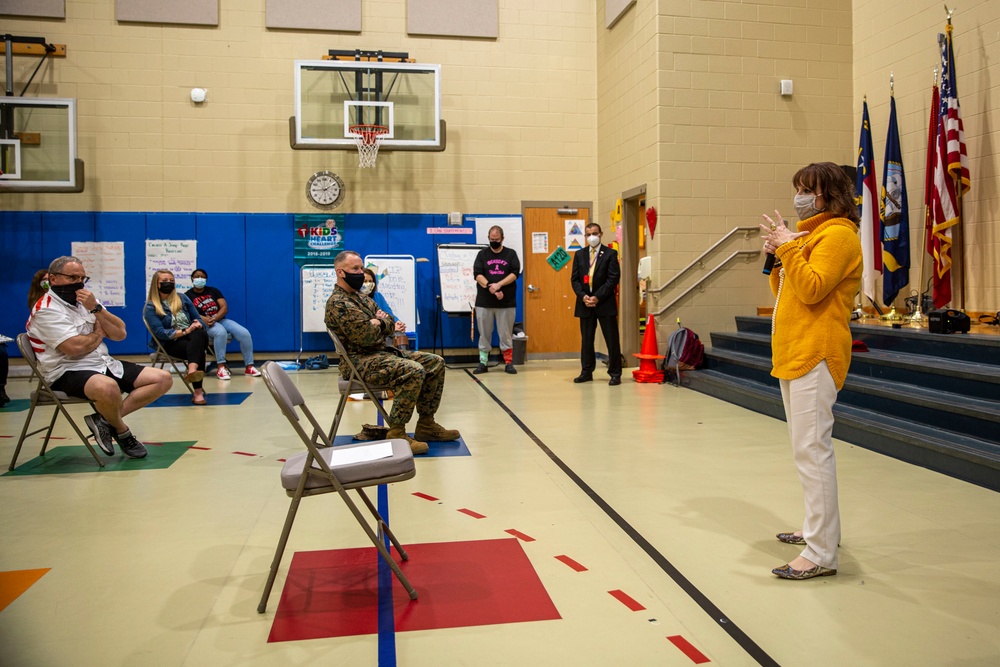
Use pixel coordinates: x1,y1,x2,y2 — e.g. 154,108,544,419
52,272,90,284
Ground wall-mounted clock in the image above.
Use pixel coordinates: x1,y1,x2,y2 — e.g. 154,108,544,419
306,170,345,210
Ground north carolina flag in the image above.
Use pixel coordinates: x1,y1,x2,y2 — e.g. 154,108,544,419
881,94,909,305
856,100,881,305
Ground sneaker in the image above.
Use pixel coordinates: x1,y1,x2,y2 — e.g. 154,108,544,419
472,363,488,374
216,366,231,380
245,365,262,377
505,363,517,375
116,432,148,459
84,413,116,456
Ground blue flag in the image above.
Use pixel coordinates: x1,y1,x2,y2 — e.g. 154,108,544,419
880,95,909,304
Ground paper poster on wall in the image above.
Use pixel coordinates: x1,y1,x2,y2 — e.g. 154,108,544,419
565,220,585,251
531,232,549,254
300,265,339,333
294,213,344,266
72,241,126,307
364,255,417,333
474,217,523,271
146,240,198,293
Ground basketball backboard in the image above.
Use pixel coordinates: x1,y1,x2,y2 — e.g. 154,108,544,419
292,60,444,152
0,97,83,192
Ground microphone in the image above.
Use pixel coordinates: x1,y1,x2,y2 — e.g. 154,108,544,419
762,252,776,275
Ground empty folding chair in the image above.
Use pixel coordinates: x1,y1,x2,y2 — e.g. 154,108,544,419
257,360,418,614
9,333,106,470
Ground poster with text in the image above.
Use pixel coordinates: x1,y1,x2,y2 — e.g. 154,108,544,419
294,214,344,266
72,241,126,307
146,240,198,293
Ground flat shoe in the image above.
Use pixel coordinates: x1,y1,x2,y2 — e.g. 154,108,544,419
191,395,208,405
771,563,837,580
776,532,806,545
185,370,205,383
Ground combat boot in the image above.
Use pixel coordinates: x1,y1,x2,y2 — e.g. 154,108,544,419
413,415,461,442
386,425,429,455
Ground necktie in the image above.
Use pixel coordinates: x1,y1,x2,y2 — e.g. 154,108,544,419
588,248,597,284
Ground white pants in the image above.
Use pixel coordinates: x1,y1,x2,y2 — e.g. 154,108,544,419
779,360,840,569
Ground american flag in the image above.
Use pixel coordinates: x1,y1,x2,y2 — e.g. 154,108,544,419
928,24,969,308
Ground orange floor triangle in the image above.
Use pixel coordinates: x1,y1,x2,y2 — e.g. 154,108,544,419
0,568,50,612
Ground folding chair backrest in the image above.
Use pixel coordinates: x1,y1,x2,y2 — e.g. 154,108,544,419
260,361,331,450
328,327,377,389
17,333,41,377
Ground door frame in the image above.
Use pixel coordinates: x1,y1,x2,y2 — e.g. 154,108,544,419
619,185,646,366
521,200,593,358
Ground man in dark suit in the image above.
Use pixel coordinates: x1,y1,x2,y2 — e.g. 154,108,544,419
570,223,622,385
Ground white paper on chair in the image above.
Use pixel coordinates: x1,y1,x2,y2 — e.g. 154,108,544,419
328,441,394,466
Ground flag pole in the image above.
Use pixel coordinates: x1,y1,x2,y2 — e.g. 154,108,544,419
912,67,938,325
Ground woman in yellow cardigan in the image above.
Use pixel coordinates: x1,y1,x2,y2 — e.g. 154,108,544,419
760,162,862,580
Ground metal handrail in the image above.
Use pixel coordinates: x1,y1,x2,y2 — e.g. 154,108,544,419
646,226,760,295
650,250,761,317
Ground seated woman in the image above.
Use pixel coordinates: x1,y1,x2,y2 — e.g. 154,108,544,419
27,268,49,311
185,268,260,380
143,270,210,405
362,267,408,349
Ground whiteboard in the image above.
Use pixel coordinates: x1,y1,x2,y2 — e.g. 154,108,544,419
437,244,486,313
301,265,339,333
475,217,523,270
364,255,417,333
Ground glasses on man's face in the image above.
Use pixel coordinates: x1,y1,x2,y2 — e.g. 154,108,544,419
53,272,90,284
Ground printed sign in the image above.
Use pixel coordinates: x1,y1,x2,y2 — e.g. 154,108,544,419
547,246,571,272
294,213,344,266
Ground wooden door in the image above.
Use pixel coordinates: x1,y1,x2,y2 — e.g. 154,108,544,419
523,207,590,354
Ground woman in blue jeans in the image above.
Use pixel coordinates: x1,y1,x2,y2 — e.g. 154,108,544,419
185,268,260,380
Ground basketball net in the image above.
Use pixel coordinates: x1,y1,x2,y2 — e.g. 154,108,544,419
348,124,389,168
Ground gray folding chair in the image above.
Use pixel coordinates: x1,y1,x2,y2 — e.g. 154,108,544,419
9,333,106,470
326,327,392,442
257,361,418,614
143,317,195,394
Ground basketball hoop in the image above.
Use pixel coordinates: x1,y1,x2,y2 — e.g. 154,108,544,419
348,124,389,168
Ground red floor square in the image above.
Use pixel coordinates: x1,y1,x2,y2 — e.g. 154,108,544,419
268,538,561,642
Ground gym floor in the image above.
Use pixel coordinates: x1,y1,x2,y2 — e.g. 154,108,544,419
2,359,998,666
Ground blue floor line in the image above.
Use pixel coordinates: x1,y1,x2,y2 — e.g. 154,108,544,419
377,484,396,667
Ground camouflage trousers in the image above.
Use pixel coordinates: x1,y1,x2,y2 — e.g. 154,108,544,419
353,350,446,428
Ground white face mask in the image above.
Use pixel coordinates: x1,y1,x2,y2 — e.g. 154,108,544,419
793,193,824,220
360,282,375,296
587,234,601,248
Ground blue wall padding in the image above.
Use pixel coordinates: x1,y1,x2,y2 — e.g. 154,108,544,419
1,211,522,357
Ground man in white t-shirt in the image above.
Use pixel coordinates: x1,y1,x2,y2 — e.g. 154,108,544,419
26,256,173,459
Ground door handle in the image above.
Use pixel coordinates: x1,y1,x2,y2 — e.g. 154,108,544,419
527,284,539,293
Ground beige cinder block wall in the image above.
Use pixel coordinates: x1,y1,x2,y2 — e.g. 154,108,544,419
597,0,856,348
0,0,598,214
854,0,999,312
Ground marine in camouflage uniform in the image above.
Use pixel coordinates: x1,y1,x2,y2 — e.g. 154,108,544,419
324,251,460,453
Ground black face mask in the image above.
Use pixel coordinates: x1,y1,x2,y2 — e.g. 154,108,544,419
158,282,176,294
51,282,84,304
342,271,366,292
489,241,502,250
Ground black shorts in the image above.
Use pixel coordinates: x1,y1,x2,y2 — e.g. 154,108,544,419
50,361,146,399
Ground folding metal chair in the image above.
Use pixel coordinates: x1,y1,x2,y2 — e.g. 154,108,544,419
256,361,418,614
143,317,195,395
9,333,106,470
326,327,392,442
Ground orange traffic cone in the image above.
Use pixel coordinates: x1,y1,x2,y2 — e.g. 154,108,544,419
632,315,665,383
